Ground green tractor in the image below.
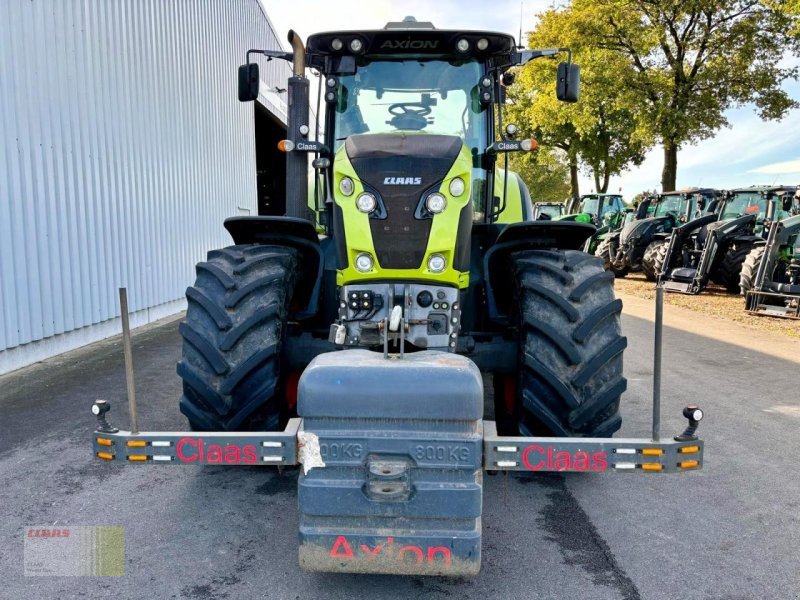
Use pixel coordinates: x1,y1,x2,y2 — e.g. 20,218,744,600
183,17,625,440
89,17,707,578
655,185,797,294
599,188,720,279
532,201,566,220
559,193,629,254
740,189,800,318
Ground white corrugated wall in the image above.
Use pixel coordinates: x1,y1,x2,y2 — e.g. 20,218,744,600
0,0,291,374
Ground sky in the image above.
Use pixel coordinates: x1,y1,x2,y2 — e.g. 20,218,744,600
260,0,800,198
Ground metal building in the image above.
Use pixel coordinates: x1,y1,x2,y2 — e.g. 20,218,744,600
0,0,291,374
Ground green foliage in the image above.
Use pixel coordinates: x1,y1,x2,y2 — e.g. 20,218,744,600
567,0,799,189
508,149,572,201
506,7,649,196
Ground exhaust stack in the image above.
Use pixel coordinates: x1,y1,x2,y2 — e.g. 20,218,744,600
285,30,309,220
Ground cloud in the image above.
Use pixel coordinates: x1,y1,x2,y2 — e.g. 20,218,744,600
751,159,800,175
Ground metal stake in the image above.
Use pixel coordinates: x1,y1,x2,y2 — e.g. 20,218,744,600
652,286,663,442
119,288,139,434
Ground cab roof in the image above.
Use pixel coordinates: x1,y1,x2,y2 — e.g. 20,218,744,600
305,16,517,70
660,187,719,197
728,185,797,194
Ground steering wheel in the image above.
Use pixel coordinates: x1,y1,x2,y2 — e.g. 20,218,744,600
388,102,432,117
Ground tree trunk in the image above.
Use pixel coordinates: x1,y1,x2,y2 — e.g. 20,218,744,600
569,158,580,200
661,143,678,192
591,166,610,193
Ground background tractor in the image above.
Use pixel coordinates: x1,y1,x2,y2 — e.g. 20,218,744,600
532,201,565,220
740,191,800,318
559,193,629,255
597,188,719,279
654,185,797,294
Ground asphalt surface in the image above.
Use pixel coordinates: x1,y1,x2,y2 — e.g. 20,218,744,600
1,305,799,599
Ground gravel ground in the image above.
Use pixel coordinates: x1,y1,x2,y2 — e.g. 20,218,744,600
614,272,800,338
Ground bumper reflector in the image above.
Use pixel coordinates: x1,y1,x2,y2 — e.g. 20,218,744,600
96,438,113,447
496,461,518,468
97,451,114,460
641,463,664,471
679,460,699,469
679,446,699,454
642,448,664,456
127,440,147,448
127,455,148,462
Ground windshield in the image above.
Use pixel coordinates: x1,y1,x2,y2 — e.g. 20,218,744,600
334,59,487,150
538,204,564,218
579,197,600,215
580,195,622,217
722,192,767,220
653,195,686,217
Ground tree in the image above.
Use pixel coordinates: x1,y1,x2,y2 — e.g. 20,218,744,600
508,148,572,201
507,8,648,198
572,0,799,191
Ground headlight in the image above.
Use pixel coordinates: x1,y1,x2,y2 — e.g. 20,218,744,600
331,38,343,51
339,176,354,196
476,38,489,51
427,254,447,273
426,193,447,214
456,39,470,53
355,253,374,272
448,177,465,197
355,192,377,213
350,38,363,53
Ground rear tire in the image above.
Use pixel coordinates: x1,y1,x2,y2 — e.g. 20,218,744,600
714,241,757,293
642,240,668,282
177,244,297,431
510,249,627,437
739,245,765,295
595,239,629,278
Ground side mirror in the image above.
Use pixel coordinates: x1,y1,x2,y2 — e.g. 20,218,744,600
556,62,580,103
238,63,259,102
635,198,651,220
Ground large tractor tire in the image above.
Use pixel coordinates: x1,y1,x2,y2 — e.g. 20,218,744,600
595,239,629,278
641,240,668,282
506,249,627,438
739,245,766,295
714,241,758,293
177,244,297,431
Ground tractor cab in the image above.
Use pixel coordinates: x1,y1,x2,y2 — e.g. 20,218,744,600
720,185,798,230
297,18,579,288
532,201,566,220
562,193,625,227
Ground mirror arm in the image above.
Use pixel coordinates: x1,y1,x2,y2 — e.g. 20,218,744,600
246,48,294,64
512,47,571,67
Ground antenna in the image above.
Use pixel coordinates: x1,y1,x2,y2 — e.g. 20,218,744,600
518,2,524,49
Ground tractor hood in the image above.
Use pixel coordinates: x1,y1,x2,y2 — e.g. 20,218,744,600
619,215,673,246
345,133,462,270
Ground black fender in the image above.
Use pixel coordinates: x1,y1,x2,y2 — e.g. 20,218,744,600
224,216,323,320
482,221,596,323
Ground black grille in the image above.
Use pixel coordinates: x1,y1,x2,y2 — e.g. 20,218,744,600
346,134,462,269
